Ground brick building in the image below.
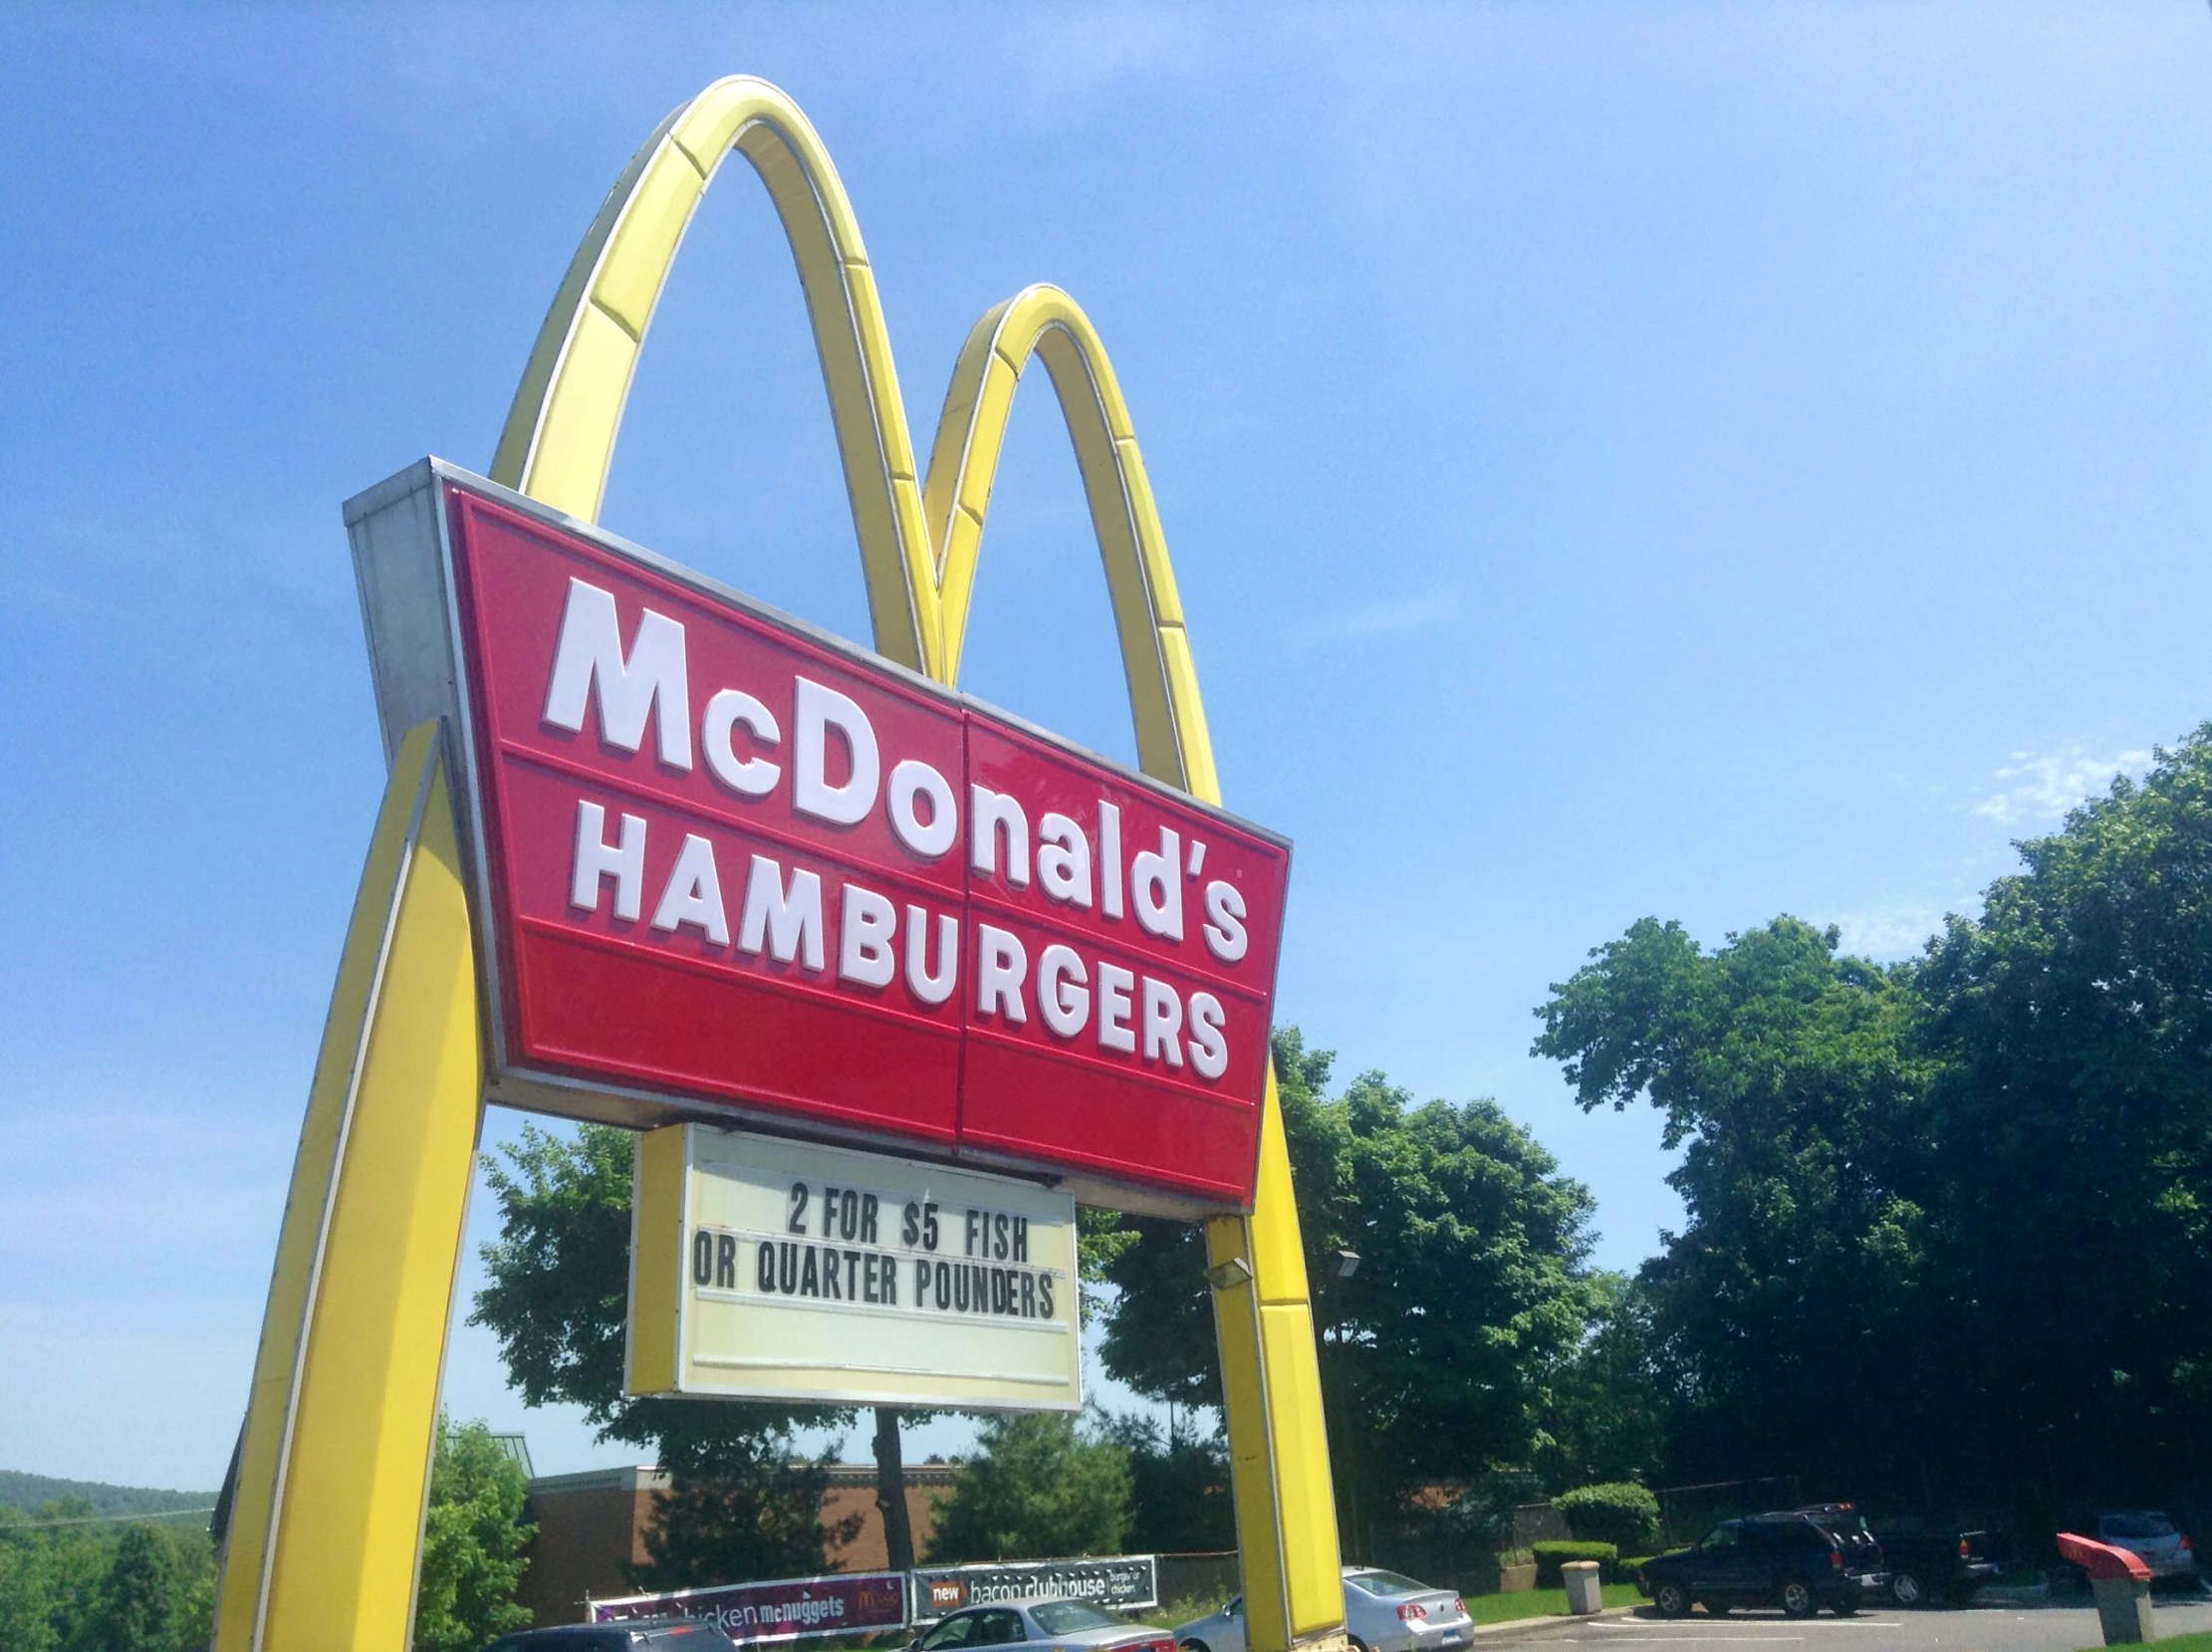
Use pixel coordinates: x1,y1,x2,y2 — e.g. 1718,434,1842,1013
516,1462,960,1627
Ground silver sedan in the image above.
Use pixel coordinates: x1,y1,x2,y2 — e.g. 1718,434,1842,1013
910,1601,1178,1652
1176,1569,1472,1652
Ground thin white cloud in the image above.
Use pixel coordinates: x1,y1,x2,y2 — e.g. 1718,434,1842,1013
1829,904,1946,961
1298,590,1457,645
1971,744,2152,828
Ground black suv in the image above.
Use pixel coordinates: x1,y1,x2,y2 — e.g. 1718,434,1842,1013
485,1619,741,1651
1639,1516,1885,1618
1770,1505,1884,1578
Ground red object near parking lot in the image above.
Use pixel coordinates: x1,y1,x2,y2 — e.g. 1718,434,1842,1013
2057,1533,2152,1582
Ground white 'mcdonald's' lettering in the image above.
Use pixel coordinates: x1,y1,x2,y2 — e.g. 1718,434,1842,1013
572,801,645,920
793,677,879,826
739,854,825,971
544,579,692,770
544,579,1271,1084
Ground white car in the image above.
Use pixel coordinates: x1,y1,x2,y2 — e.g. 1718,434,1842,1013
2095,1512,2199,1581
1176,1568,1473,1652
909,1600,1177,1652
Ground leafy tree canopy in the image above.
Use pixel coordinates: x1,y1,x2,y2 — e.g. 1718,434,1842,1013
1534,915,1932,1490
1534,725,2212,1508
413,1416,536,1652
924,1414,1130,1563
1098,1029,1599,1560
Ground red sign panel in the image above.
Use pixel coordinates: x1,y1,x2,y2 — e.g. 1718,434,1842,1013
423,476,1287,1209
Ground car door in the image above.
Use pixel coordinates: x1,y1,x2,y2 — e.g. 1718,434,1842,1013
1688,1524,1750,1598
1222,1596,1248,1652
918,1611,988,1652
972,1610,1028,1649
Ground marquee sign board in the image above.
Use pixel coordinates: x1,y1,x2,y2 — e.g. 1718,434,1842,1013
909,1556,1159,1621
345,459,1291,1215
591,1569,908,1642
626,1124,1078,1408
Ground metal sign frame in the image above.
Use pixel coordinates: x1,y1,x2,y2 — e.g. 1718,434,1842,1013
345,460,1288,1217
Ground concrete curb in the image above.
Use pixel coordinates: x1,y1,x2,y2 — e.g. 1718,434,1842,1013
1469,1605,1642,1640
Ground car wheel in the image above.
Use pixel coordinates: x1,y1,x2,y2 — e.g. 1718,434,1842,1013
1780,1578,1817,1619
1652,1582,1691,1619
1889,1570,1922,1609
1179,1641,1210,1652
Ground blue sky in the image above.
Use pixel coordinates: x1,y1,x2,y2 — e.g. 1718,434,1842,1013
5,3,2210,1491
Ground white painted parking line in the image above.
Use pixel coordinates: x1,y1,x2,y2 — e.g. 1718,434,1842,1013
1590,1625,1900,1632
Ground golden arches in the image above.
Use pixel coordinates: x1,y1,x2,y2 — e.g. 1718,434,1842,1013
489,77,1212,803
922,285,1215,797
492,74,1341,1652
491,79,936,675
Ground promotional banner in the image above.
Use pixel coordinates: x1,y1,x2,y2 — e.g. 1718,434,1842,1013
591,1571,908,1642
910,1556,1160,1621
626,1125,1081,1407
347,461,1292,1214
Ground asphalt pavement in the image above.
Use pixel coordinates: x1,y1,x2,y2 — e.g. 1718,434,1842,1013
1482,1593,2212,1652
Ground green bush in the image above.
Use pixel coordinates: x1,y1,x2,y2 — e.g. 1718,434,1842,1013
1532,1541,1616,1588
1555,1483,1660,1552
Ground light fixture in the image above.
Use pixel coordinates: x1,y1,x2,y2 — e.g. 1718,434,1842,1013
1331,1249,1360,1280
1205,1257,1255,1291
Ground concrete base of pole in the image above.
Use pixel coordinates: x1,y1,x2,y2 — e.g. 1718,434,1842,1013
1563,1562,1603,1617
2091,1575,2155,1644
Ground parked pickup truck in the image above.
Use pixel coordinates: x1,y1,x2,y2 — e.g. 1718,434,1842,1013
1865,1525,2004,1608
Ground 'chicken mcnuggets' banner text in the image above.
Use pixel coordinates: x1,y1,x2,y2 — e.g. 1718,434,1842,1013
592,1570,907,1642
347,462,1290,1211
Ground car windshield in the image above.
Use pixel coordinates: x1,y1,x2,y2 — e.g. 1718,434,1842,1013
2102,1515,2176,1539
1348,1570,1432,1597
1029,1602,1124,1635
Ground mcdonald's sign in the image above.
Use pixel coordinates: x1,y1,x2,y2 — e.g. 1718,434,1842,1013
215,74,1347,1652
348,461,1290,1212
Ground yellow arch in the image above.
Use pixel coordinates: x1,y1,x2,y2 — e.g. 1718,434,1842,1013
920,284,1214,798
493,73,1341,1652
490,78,939,676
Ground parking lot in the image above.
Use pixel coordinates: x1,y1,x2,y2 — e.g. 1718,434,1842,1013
1491,1595,2212,1652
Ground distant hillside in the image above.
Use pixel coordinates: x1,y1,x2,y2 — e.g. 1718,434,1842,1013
0,1470,216,1519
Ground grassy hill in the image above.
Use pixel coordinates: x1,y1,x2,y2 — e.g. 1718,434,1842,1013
0,1469,216,1519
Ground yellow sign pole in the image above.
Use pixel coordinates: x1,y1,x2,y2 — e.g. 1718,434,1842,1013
212,723,483,1652
217,73,1345,1652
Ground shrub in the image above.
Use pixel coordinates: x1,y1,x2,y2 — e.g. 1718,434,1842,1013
1555,1483,1660,1552
1532,1541,1616,1588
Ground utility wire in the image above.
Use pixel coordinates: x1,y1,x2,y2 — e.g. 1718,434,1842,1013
2,1507,215,1531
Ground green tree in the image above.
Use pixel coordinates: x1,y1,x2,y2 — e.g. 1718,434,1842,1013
1533,1272,1673,1492
1912,729,2212,1501
924,1415,1131,1562
92,1524,178,1652
472,1124,856,1583
0,1502,212,1652
629,1425,860,1589
1534,728,2212,1510
412,1416,536,1652
1534,915,1934,1494
1099,1029,1598,1564
1104,1414,1236,1555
